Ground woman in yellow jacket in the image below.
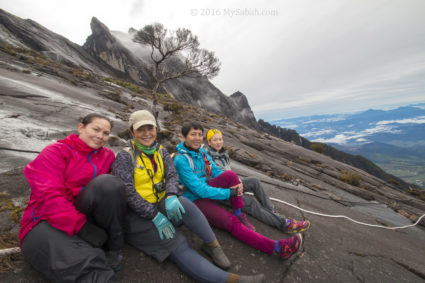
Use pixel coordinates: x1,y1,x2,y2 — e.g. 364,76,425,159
112,110,264,283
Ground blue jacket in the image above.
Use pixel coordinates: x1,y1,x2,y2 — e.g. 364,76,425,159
174,142,231,201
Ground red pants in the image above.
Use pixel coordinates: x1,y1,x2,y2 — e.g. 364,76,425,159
206,170,244,209
195,170,275,254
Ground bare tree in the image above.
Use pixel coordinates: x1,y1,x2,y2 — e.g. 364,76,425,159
133,23,220,122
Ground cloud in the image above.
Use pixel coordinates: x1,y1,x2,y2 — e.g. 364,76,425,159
313,124,401,145
377,116,425,125
242,1,425,119
302,116,346,124
110,31,152,63
315,134,353,145
2,0,425,121
254,55,425,119
129,0,145,18
302,129,337,138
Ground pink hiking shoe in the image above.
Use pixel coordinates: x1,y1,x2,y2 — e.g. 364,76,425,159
278,233,303,259
238,213,256,231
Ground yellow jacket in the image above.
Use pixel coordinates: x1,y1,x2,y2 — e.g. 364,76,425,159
134,145,165,203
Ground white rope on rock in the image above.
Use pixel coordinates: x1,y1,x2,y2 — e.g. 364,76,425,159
245,192,425,230
1,194,423,257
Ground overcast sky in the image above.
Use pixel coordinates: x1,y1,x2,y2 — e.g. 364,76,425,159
1,0,424,120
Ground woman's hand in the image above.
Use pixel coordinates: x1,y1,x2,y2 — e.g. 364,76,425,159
152,212,175,240
230,182,243,196
165,195,186,222
237,183,243,196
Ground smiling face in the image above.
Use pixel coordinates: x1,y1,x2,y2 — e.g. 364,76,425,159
77,118,111,149
183,127,204,150
208,133,224,152
131,124,157,147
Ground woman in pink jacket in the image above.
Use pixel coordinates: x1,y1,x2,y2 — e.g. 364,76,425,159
19,113,126,283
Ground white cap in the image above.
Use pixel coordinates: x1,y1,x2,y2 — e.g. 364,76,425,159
129,110,156,129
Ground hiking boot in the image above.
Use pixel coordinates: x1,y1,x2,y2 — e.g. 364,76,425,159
278,233,302,259
238,213,256,231
239,273,265,283
201,243,231,270
106,250,123,271
285,219,310,233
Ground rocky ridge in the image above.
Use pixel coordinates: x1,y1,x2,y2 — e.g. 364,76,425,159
82,16,258,129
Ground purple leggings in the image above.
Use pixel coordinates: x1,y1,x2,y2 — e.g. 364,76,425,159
195,170,275,254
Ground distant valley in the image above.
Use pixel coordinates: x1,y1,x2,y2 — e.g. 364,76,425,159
271,104,425,188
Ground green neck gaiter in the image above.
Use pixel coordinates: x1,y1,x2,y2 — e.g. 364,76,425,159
133,139,156,155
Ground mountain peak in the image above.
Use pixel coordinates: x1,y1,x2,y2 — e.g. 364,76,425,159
90,17,113,38
128,27,137,34
229,91,258,128
230,91,249,106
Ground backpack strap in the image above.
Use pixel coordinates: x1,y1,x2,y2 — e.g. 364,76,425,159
171,152,191,194
175,150,211,182
123,145,164,170
201,150,212,181
173,152,195,171
124,145,167,201
123,146,138,168
224,150,230,165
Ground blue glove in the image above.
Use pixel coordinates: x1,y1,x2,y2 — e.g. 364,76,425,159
152,212,175,240
165,195,186,222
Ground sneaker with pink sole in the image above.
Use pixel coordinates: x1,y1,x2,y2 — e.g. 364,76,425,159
278,233,303,259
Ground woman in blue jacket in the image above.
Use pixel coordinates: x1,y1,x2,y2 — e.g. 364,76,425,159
174,121,303,260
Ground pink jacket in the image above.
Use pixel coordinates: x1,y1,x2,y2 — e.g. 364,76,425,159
19,133,115,244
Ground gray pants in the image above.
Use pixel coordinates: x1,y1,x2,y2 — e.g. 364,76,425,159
21,174,126,283
223,177,287,231
125,196,229,282
125,196,215,262
169,240,228,283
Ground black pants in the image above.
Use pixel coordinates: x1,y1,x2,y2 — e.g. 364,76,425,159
22,174,126,283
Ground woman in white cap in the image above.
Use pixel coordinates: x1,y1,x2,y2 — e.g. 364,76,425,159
111,110,264,283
